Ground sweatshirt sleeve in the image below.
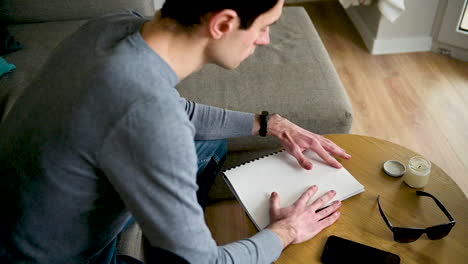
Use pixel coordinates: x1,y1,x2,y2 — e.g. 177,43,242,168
179,96,255,140
97,96,282,263
218,229,283,263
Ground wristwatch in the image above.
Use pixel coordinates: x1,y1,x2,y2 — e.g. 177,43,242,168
259,111,269,137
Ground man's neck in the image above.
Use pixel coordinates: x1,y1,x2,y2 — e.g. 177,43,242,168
140,15,208,80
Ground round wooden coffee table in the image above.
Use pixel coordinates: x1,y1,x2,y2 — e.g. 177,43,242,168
206,134,468,264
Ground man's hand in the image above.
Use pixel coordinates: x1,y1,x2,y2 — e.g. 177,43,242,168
268,114,351,170
267,186,341,248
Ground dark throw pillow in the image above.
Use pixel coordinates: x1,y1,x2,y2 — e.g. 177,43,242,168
0,25,23,55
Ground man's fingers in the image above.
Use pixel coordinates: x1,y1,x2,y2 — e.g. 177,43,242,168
291,147,313,170
319,210,341,229
321,138,352,160
310,190,337,210
284,133,313,170
294,185,318,207
316,200,341,219
314,146,342,169
326,144,352,160
269,192,280,216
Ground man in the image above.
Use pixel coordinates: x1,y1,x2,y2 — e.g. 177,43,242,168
0,0,352,263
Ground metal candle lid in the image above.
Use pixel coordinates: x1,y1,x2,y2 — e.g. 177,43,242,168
383,160,406,177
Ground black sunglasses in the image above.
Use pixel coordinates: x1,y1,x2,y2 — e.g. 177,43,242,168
377,191,456,243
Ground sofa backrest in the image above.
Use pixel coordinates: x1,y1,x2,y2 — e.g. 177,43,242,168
0,0,156,24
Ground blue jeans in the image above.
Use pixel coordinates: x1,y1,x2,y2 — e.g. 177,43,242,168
194,139,227,210
89,139,228,264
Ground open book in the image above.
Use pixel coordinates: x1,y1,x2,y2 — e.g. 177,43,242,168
223,149,365,230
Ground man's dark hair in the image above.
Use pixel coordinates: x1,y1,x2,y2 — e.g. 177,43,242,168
160,0,280,30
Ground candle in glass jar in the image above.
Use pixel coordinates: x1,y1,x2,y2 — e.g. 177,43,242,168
403,156,432,188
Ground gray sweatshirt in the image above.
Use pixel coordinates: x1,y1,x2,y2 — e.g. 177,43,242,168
0,10,282,264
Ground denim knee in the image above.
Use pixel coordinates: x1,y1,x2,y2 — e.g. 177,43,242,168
195,139,227,172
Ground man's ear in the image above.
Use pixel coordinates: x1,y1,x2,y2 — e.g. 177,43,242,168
208,9,239,40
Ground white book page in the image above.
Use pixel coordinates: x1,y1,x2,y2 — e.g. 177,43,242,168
224,150,365,230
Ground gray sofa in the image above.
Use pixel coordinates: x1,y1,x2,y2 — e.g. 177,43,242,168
0,0,352,260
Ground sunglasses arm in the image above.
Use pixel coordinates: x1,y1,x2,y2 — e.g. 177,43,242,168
416,191,456,223
377,195,396,231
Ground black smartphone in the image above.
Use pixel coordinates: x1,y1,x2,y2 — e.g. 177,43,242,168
321,235,400,264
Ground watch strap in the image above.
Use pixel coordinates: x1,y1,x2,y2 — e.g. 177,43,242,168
259,111,269,137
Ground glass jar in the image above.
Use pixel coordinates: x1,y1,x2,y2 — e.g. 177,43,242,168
403,156,432,188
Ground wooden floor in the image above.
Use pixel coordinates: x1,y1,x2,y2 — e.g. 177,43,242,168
205,0,468,245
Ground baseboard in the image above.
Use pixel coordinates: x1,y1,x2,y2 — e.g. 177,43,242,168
432,42,468,62
372,37,433,54
345,8,433,55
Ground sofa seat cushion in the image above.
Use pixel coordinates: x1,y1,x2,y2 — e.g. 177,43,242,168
0,20,88,121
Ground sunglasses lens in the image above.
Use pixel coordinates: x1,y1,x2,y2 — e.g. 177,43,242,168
427,224,453,240
394,228,423,243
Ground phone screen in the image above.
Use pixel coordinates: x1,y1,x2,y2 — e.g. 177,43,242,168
321,235,400,264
